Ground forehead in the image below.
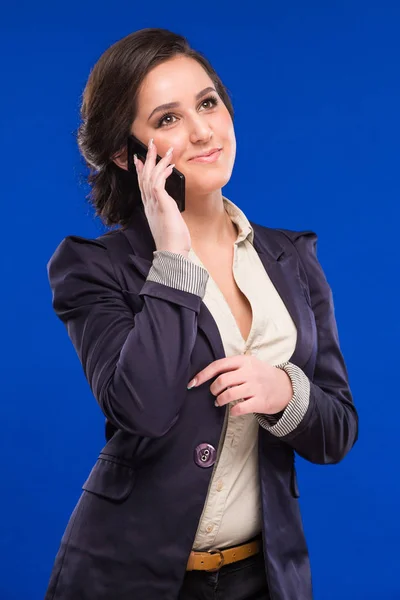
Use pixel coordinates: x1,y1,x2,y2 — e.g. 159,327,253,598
137,56,214,107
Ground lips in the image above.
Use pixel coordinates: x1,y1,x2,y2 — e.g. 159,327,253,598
189,148,222,160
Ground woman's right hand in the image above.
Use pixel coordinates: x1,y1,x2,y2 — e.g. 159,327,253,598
134,138,192,256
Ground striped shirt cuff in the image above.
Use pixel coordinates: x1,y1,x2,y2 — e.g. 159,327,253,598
146,251,209,298
255,362,310,437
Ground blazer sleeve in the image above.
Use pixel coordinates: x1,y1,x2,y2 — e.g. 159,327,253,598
268,231,358,465
47,236,208,438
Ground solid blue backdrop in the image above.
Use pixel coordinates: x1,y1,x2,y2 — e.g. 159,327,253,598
1,2,399,599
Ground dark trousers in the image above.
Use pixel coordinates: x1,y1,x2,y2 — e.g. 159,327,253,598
178,546,270,600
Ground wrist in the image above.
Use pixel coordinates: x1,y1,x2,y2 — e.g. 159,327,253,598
156,248,190,259
277,367,293,409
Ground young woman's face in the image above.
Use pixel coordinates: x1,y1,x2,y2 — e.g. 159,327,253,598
131,55,236,197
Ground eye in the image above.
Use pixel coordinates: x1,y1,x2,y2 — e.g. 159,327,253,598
156,95,219,128
200,95,219,110
157,114,177,128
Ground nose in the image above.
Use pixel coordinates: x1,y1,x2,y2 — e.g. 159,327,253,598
188,114,213,144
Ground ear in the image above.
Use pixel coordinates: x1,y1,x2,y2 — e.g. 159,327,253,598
112,146,128,171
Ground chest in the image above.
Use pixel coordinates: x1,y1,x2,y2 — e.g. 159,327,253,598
193,246,253,343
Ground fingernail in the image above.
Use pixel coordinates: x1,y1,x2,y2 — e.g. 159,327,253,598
133,153,138,166
166,146,174,156
149,138,154,149
187,378,197,389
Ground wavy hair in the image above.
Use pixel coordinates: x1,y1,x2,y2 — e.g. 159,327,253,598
77,28,234,227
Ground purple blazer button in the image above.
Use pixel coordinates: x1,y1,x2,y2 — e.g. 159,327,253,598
194,443,217,468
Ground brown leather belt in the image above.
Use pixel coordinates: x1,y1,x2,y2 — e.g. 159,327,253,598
186,537,261,572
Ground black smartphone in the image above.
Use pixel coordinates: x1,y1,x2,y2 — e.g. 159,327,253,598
127,134,185,212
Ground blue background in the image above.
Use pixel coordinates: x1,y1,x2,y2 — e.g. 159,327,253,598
1,1,399,599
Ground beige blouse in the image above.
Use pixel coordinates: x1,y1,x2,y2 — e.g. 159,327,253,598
147,196,310,552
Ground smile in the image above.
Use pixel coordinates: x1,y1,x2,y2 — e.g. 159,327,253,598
189,149,222,163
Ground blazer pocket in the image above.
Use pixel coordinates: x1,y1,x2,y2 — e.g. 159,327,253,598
82,457,136,502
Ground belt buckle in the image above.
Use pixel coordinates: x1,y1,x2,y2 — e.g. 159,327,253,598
205,548,225,572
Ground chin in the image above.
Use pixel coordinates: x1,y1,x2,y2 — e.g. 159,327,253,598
186,169,233,195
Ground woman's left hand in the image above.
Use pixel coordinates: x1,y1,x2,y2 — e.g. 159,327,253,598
187,355,293,417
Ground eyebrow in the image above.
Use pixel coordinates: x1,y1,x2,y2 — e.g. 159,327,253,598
147,86,217,121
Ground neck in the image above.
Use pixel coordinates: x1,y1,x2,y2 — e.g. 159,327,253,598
181,189,237,250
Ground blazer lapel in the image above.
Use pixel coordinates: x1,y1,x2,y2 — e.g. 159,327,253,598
122,207,226,361
122,208,314,369
251,223,315,368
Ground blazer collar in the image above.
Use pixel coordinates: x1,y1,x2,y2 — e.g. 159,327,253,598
251,223,314,367
123,204,156,263
121,204,313,369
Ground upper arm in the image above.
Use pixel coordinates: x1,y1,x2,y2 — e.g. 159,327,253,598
47,235,206,437
290,231,351,396
47,235,135,402
275,229,358,461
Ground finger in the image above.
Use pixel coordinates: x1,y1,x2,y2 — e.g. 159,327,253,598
188,356,244,388
133,153,145,177
230,396,260,417
133,154,146,200
142,138,157,199
144,143,174,204
151,148,175,195
210,369,246,397
215,383,251,407
143,138,156,175
152,146,174,178
151,164,177,204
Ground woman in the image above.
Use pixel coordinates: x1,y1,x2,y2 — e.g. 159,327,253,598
45,27,358,600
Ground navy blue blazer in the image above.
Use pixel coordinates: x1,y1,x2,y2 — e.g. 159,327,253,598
45,204,358,600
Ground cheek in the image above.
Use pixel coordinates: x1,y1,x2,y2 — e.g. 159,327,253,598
217,108,235,139
154,135,186,162
154,136,181,162
131,127,184,161
217,115,236,165
225,120,236,151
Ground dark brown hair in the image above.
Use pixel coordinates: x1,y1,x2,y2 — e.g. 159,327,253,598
77,28,234,227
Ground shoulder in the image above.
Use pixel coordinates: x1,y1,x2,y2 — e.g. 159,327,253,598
274,227,317,245
48,228,128,265
250,220,318,256
275,228,319,263
47,228,128,290
252,221,316,243
250,222,327,296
